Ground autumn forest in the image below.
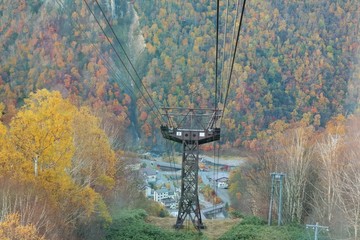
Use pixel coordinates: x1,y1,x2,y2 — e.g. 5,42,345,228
0,0,360,239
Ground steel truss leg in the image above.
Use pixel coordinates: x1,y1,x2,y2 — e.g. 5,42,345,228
174,140,205,229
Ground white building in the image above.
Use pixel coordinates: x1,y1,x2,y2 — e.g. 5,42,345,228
144,185,154,199
154,187,175,202
215,176,229,189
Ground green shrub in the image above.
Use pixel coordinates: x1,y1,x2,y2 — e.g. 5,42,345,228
229,210,244,219
219,216,308,240
239,215,266,225
105,209,206,240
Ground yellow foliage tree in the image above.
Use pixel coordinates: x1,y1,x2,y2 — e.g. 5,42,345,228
9,89,75,179
0,120,8,174
0,102,4,118
0,213,44,240
0,120,24,178
71,107,116,193
6,90,109,235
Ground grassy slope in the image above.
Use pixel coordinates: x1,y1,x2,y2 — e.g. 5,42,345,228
105,209,311,240
148,215,314,240
148,216,241,240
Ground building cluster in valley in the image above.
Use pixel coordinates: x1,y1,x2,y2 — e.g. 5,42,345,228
132,153,236,214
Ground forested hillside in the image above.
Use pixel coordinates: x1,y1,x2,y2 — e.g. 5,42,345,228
0,0,359,147
0,0,134,146
135,0,359,146
0,1,159,239
0,0,359,239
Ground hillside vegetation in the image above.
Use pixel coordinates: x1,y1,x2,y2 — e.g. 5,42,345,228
105,210,312,240
0,0,359,239
135,0,359,146
0,1,358,148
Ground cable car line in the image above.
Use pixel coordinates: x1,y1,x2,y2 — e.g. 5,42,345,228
218,0,230,105
220,0,242,105
55,0,136,119
215,0,220,110
55,0,160,129
57,0,167,132
55,0,133,97
92,0,164,123
83,0,164,124
221,0,247,121
214,1,247,215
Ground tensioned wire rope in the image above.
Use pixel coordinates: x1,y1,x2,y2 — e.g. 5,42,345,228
218,0,230,105
91,0,165,123
215,1,247,197
219,0,242,105
55,0,159,137
212,0,221,218
87,1,194,228
55,0,136,101
84,0,245,221
212,0,247,217
91,0,247,219
221,0,247,122
83,0,165,124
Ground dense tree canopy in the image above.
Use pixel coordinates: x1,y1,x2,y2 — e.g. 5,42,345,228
0,0,358,148
0,89,118,239
0,0,359,239
135,0,359,146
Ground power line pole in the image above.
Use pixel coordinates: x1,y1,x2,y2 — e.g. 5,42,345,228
306,222,329,240
160,108,221,230
268,172,286,226
268,173,275,225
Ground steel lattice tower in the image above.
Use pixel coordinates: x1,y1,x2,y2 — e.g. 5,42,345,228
160,108,221,229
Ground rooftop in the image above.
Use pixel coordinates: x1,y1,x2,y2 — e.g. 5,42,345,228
140,168,157,176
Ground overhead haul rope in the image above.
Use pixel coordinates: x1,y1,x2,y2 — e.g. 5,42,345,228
92,0,164,122
57,0,162,131
57,0,170,153
55,0,132,95
217,0,242,170
211,0,221,216
215,0,220,110
221,0,241,105
221,0,247,121
83,0,164,124
55,0,135,122
218,0,230,105
58,0,163,128
217,0,242,155
213,0,247,216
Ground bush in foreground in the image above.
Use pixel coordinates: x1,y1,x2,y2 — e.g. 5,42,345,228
219,216,308,240
105,209,206,240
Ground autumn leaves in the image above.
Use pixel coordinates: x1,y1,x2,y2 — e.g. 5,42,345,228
0,89,116,238
228,115,360,238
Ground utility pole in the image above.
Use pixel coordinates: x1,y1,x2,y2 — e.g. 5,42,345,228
160,107,221,230
268,172,286,226
306,222,329,240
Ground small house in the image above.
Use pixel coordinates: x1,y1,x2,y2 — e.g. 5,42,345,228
140,168,157,183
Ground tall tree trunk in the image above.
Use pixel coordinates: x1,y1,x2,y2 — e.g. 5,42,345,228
33,155,39,177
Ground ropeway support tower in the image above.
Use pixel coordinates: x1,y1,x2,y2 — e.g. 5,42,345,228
160,107,221,229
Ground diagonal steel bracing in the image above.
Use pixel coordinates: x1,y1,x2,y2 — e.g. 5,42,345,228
160,108,221,230
175,140,203,228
